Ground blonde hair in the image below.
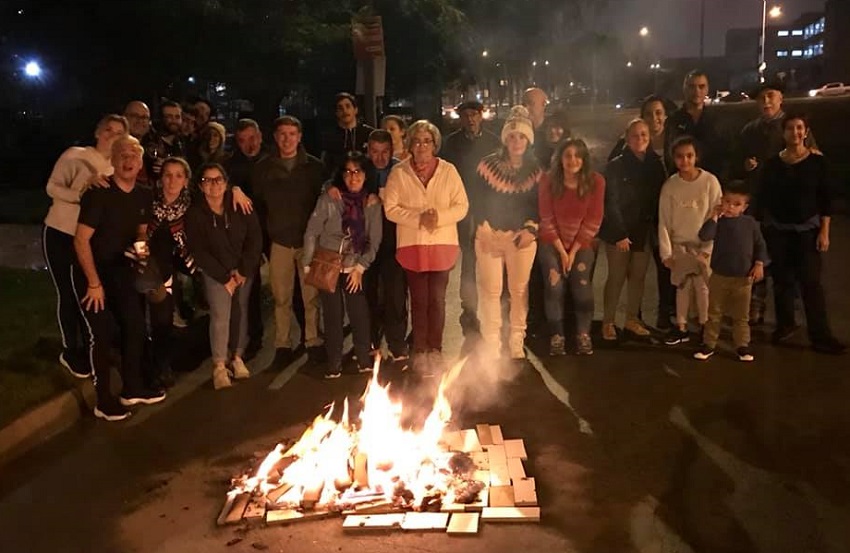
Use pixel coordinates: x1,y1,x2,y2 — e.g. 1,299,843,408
111,134,144,158
95,114,129,136
405,119,442,154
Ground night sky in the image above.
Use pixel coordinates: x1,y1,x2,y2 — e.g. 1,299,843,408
605,0,826,58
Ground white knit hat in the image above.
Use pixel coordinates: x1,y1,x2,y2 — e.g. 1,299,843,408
501,105,535,146
206,121,226,146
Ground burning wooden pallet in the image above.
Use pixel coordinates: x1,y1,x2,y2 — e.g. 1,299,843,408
217,357,539,535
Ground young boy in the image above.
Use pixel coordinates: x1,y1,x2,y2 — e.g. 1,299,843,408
658,136,723,345
694,180,767,361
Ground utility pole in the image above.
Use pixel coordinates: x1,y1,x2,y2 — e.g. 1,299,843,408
699,0,706,61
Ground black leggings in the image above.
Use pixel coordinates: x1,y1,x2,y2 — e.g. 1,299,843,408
42,225,89,360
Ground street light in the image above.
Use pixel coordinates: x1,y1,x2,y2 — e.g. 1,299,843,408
759,3,782,83
482,50,488,58
639,26,649,37
627,61,633,67
24,61,41,78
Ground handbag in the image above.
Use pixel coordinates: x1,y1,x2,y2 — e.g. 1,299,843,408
305,239,345,293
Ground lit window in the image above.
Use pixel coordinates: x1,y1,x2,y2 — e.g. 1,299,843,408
791,29,803,36
777,30,789,37
776,50,788,57
791,50,803,57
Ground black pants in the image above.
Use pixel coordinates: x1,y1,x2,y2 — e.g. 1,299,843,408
43,226,89,362
365,249,408,355
248,264,264,343
321,278,371,371
764,227,832,342
72,264,147,403
652,244,676,321
148,283,174,381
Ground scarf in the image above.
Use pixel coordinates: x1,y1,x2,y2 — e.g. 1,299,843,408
147,186,195,273
341,188,368,254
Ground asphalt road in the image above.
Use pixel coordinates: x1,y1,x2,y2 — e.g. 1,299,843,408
1,213,849,553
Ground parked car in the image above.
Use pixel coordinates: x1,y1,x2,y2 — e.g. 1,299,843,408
809,82,850,97
716,91,750,103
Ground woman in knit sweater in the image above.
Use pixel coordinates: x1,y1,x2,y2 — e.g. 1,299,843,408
471,106,542,360
43,113,128,379
383,120,469,373
538,138,605,356
755,112,845,354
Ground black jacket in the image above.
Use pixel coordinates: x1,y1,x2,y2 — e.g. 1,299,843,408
441,128,502,192
250,147,327,248
185,191,263,284
224,146,271,197
599,148,667,248
320,122,374,172
667,106,727,181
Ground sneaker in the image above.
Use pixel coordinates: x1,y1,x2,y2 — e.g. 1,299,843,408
508,334,526,359
231,357,250,380
59,352,91,379
771,325,800,344
307,345,327,364
549,334,566,356
576,333,593,355
736,346,755,362
172,310,189,329
664,328,690,346
624,319,651,337
120,388,167,406
811,337,847,355
212,363,232,390
601,323,618,341
324,366,342,379
693,344,716,360
94,399,131,422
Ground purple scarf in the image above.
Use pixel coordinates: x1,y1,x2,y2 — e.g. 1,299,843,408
341,188,368,254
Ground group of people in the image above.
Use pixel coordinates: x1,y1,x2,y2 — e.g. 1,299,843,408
42,72,845,421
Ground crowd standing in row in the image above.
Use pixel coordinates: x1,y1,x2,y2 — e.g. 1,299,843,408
42,73,846,421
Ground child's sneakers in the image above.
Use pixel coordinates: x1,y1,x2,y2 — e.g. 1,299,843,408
664,327,690,346
736,346,755,362
693,344,715,360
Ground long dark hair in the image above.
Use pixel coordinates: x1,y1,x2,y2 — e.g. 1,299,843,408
332,151,369,192
548,138,594,198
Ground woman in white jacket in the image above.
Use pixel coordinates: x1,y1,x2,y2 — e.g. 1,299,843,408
42,114,128,379
383,120,468,373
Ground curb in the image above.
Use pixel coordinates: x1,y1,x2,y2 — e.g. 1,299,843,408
0,380,94,468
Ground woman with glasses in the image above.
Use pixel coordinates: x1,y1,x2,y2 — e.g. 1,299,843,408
303,152,383,378
185,164,262,389
384,120,469,374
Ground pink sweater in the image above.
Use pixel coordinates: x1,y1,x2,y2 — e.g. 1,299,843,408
538,171,605,249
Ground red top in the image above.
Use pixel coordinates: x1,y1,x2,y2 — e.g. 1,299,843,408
538,171,605,249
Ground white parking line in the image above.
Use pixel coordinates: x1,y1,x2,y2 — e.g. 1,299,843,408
526,349,594,436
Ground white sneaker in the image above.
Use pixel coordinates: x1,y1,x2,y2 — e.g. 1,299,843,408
509,334,526,359
173,310,189,328
231,357,250,380
212,363,232,390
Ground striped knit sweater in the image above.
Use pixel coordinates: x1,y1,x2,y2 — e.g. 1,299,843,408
538,171,605,249
471,153,541,232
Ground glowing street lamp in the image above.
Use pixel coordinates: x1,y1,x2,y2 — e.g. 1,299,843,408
627,61,633,67
759,3,782,82
639,26,649,37
24,61,41,78
482,50,488,58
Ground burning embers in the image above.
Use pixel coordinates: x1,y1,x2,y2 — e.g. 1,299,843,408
218,357,540,534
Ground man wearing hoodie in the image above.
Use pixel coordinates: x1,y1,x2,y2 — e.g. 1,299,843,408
251,116,328,366
320,92,374,173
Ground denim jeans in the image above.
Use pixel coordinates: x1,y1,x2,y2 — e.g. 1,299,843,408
538,244,596,336
321,276,372,371
203,273,253,363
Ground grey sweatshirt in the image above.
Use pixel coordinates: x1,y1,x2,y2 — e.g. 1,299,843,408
658,170,722,260
302,193,383,273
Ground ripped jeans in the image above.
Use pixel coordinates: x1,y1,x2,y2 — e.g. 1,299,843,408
538,243,596,337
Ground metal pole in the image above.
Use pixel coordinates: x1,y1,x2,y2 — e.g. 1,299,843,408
759,0,767,83
699,0,706,60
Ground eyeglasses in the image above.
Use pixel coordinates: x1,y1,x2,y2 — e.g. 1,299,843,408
200,176,226,185
344,169,363,177
412,139,434,147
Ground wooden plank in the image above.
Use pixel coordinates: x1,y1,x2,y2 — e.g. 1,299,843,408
489,425,504,445
447,512,480,535
400,512,449,531
443,431,462,452
353,500,398,514
507,457,526,482
266,482,293,504
488,485,515,507
476,424,493,447
473,470,490,484
486,444,507,466
470,451,489,470
514,478,537,507
223,492,251,524
342,514,405,532
459,429,482,452
490,463,510,486
504,439,527,460
353,452,369,488
243,497,266,520
265,509,333,525
481,507,540,522
465,486,488,511
216,493,237,526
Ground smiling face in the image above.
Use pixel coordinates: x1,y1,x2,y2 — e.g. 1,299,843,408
758,89,783,119
160,161,188,200
410,129,436,164
274,124,302,158
208,130,222,152
161,105,182,135
199,167,227,202
111,142,143,182
95,121,127,152
783,117,808,147
193,101,211,126
124,101,151,138
626,121,650,155
561,145,583,176
367,139,392,170
642,100,667,135
342,161,366,193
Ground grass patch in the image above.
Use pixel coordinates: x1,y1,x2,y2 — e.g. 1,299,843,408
0,188,49,225
0,267,74,427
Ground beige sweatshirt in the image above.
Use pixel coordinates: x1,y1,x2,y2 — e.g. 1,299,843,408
43,146,113,235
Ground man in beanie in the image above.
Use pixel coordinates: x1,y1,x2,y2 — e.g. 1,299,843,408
442,100,501,333
468,105,542,360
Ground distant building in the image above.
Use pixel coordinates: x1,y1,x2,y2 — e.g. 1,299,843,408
823,0,850,82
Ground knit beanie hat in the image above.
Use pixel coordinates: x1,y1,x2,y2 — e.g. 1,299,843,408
206,122,226,146
501,105,535,146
